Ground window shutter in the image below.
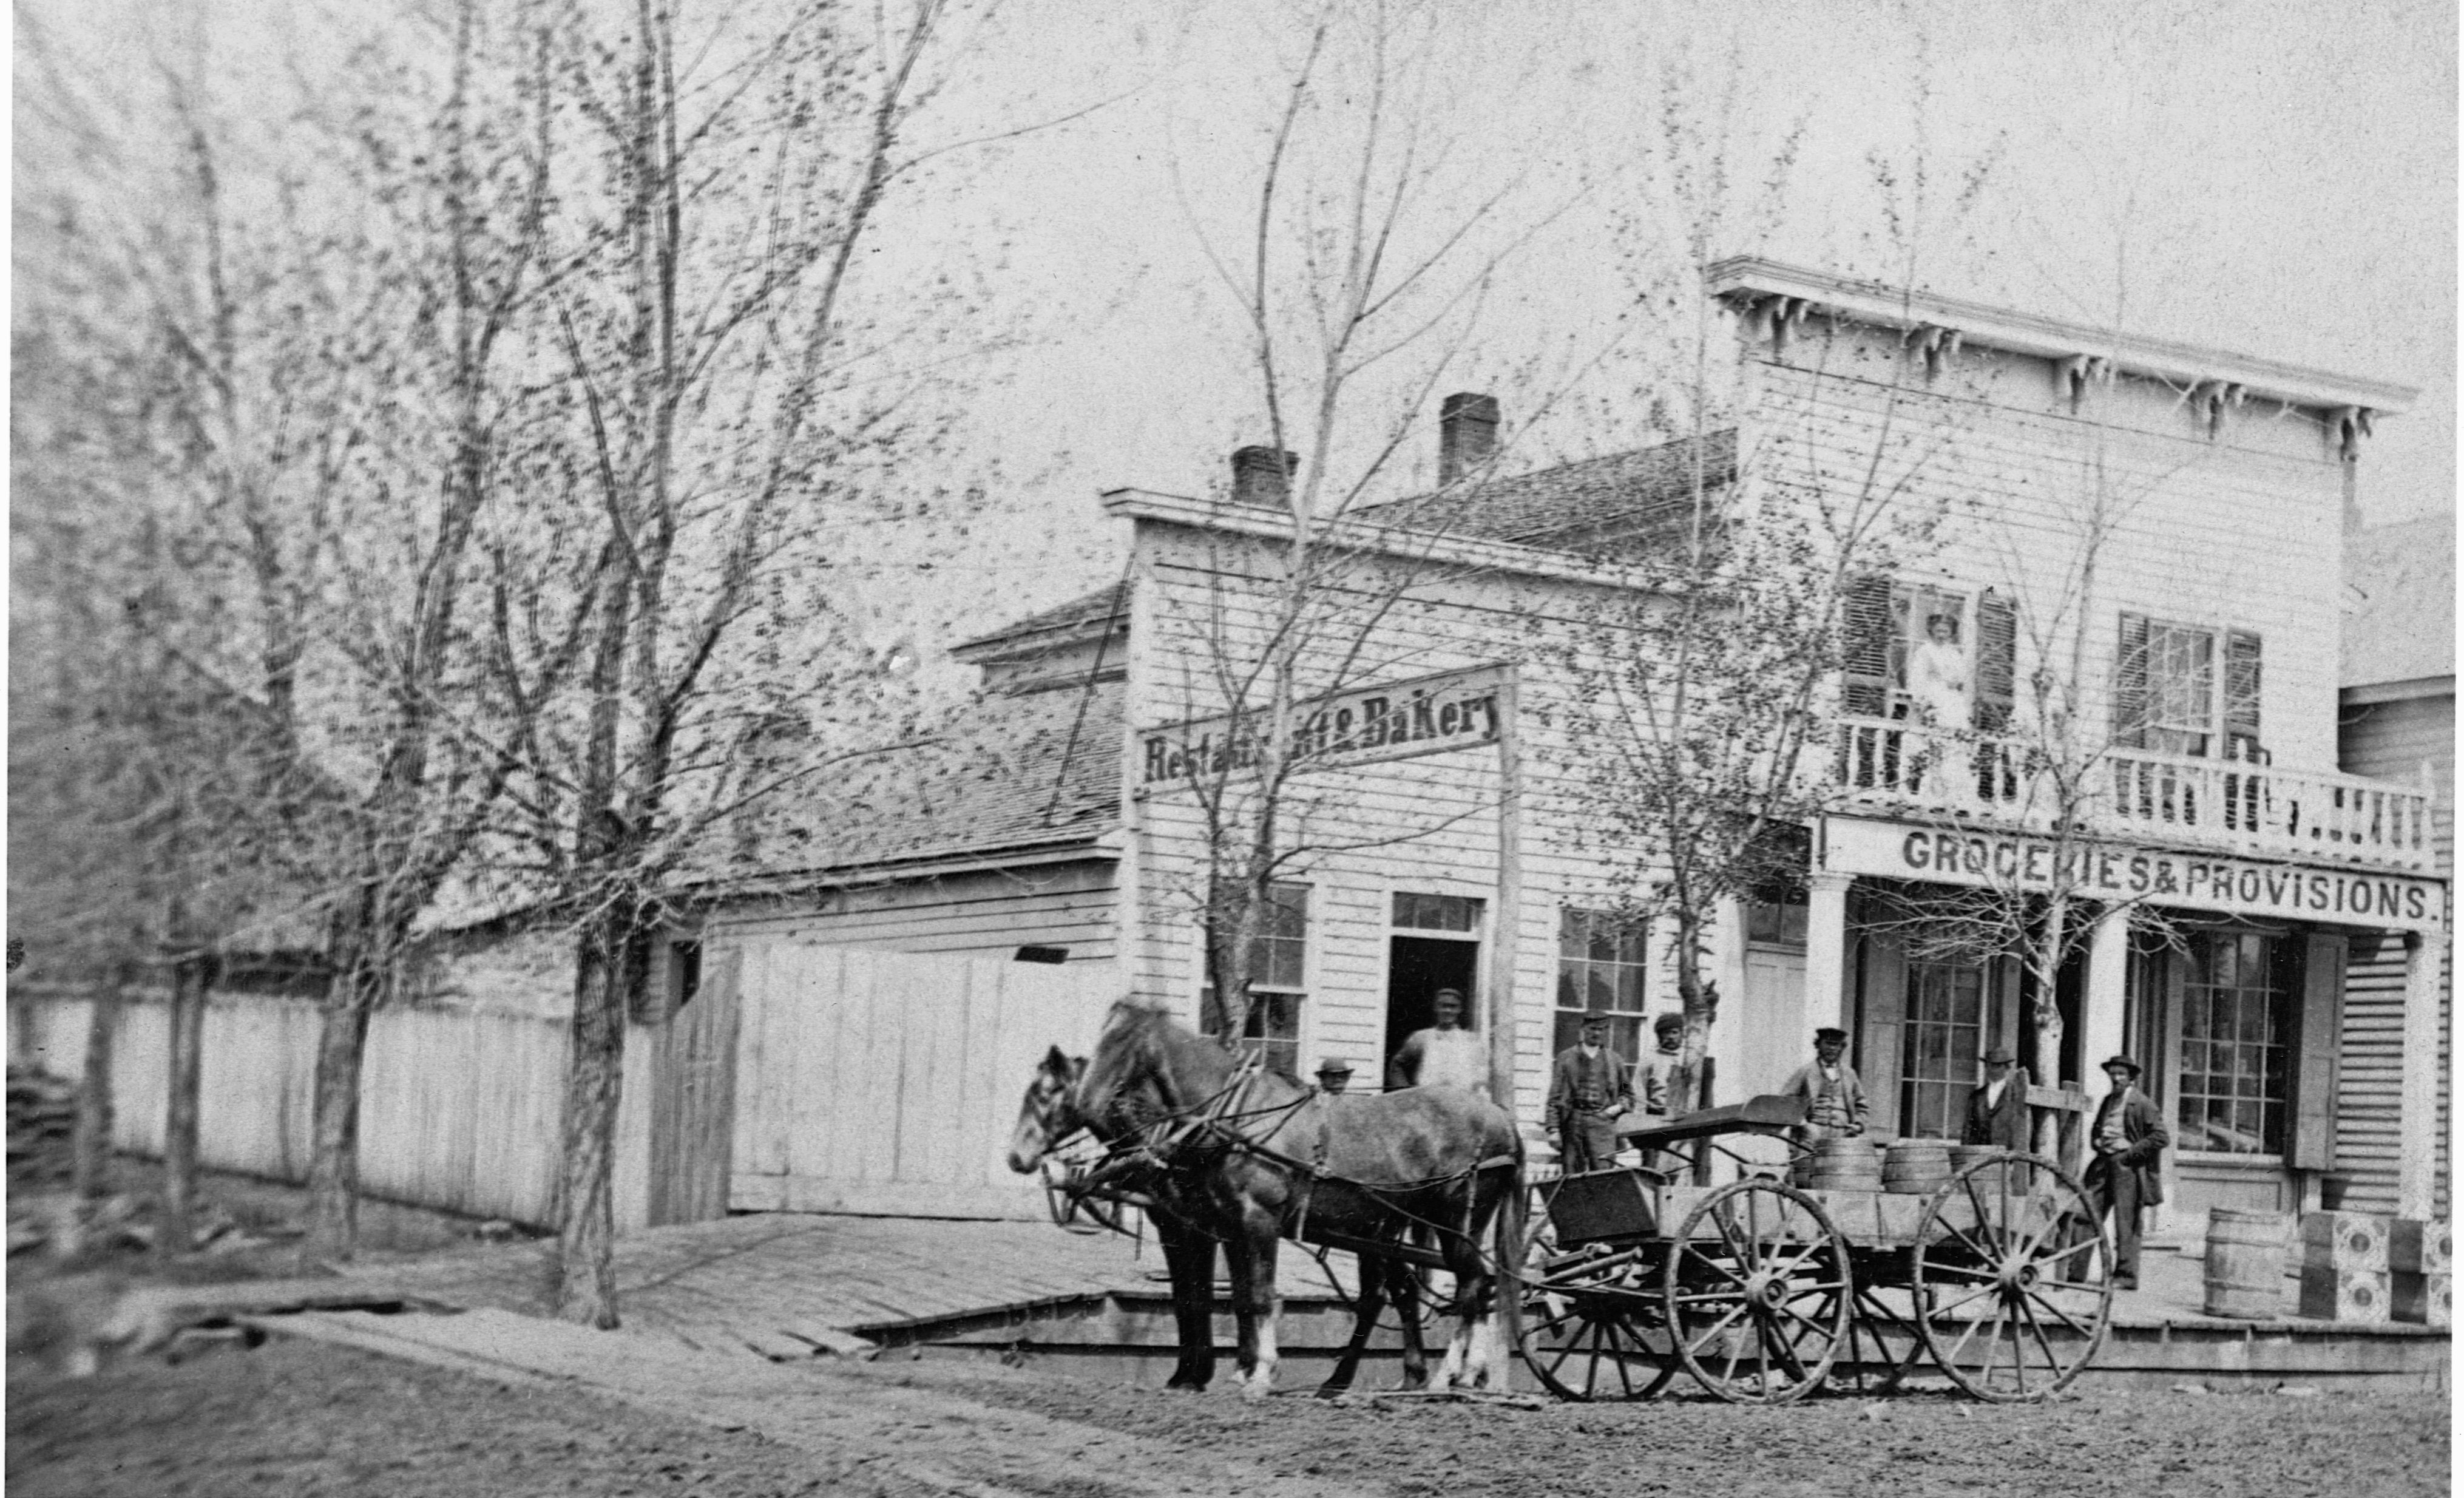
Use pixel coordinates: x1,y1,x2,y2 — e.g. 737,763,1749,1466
1973,589,2017,732
2224,630,2263,758
2111,612,2150,750
1841,574,1894,716
2289,931,2346,1170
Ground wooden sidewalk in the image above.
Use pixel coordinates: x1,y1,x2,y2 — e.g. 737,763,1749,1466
354,1213,1358,1358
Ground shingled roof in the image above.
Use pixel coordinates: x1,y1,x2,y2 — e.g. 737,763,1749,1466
1355,429,1736,552
701,676,1125,884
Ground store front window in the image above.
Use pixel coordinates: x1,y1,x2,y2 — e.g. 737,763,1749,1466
1901,958,1988,1139
2175,930,2291,1155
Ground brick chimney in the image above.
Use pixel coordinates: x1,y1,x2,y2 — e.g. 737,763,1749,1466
1438,393,1499,486
1230,446,1299,508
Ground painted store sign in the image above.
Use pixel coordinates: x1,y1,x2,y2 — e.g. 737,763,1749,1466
1821,813,2446,932
1136,663,1506,791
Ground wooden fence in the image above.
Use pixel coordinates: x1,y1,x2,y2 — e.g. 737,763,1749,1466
725,942,1112,1221
7,943,1115,1230
7,989,653,1229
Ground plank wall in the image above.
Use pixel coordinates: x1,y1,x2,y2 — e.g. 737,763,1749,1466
713,859,1120,966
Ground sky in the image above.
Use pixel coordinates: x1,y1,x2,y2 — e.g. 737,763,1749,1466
908,0,2457,642
18,0,2457,666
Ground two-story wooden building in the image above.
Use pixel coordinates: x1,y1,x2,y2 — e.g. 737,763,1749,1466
689,260,2445,1233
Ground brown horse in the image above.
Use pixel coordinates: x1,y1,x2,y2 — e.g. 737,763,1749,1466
1019,1001,1522,1400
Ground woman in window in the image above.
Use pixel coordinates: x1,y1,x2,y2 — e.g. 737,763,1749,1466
1907,612,1971,798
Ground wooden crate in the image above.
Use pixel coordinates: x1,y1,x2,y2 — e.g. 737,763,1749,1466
2390,1270,2451,1328
2299,1212,2390,1272
2388,1219,2451,1276
2296,1265,2391,1323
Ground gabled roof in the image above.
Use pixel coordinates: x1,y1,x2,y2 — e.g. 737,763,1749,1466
1351,429,1735,552
2343,513,2457,690
951,581,1130,663
698,676,1125,886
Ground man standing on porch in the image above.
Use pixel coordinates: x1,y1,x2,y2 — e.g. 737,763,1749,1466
2085,1055,2168,1292
1780,1028,1867,1144
1964,1046,2031,1151
1387,988,1488,1096
1546,1012,1635,1173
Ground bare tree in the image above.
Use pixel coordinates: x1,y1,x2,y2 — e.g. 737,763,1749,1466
1140,1,1582,1081
512,0,998,1327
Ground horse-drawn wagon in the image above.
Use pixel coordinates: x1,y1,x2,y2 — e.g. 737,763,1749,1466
1515,1094,2116,1405
1015,1003,2115,1406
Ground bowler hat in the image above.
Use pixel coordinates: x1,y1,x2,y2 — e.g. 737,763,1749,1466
1813,1027,1849,1044
1982,1046,2016,1065
1315,1057,1353,1078
2101,1054,2142,1077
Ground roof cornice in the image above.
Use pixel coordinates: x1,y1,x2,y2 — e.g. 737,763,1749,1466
2341,673,2456,707
1705,257,2419,417
1097,488,1680,592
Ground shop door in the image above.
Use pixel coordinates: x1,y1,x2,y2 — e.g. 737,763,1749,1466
1384,936,1481,1080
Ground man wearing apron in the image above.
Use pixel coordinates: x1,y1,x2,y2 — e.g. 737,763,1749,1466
1780,1026,1868,1145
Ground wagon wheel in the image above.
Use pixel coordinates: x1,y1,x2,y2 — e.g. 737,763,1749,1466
1911,1153,2113,1403
1664,1178,1852,1405
1513,1239,1682,1401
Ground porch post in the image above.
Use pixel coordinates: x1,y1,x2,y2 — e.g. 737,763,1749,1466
2083,905,2130,1080
1803,872,1855,1035
2397,926,2449,1219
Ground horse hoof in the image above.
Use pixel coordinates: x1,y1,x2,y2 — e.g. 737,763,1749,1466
1165,1377,1210,1393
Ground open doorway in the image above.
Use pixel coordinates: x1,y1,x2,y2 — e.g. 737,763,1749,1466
1384,935,1481,1080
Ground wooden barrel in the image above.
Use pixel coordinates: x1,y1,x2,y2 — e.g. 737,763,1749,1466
1883,1139,1953,1195
1950,1144,2008,1194
1806,1137,1881,1191
2205,1208,2291,1319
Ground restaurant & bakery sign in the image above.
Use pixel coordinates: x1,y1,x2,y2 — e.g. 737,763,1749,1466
1137,664,1506,791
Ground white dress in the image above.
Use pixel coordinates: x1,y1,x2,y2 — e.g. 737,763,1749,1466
1906,639,1973,798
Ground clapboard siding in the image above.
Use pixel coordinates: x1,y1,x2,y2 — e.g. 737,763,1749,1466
2338,688,2452,1216
1756,350,2346,773
714,860,1120,964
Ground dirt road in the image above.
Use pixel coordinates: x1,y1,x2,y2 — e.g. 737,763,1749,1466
10,1327,2445,1498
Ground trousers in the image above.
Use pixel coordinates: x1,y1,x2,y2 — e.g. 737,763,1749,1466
1559,1114,1623,1173
2087,1159,2147,1284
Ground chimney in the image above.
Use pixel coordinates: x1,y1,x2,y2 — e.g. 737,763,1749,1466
1230,446,1299,508
1438,392,1499,486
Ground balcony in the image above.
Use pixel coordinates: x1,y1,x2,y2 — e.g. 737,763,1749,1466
1829,715,2435,873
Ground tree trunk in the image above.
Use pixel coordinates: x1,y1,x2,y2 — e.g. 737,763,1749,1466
67,968,127,1256
161,955,212,1253
555,911,643,1327
2029,897,2070,1162
1669,906,1716,1122
303,963,381,1263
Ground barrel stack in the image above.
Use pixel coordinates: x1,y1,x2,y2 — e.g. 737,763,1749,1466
1881,1139,1952,1195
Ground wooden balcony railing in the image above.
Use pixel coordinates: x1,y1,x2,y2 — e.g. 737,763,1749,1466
1828,714,2434,872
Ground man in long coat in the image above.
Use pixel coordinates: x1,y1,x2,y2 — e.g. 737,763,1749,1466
1963,1046,2031,1151
1546,1012,1635,1173
2083,1054,2169,1290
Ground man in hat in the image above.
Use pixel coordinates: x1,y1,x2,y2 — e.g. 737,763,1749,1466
1313,1057,1353,1095
2085,1054,2168,1290
1963,1045,2031,1151
1779,1028,1867,1144
1546,1012,1636,1173
1387,988,1487,1096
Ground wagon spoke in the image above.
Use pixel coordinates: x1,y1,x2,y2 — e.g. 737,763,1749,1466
1938,1290,2001,1372
1609,1320,1638,1399
1928,1281,2002,1319
1683,1296,1752,1355
2017,1291,2063,1385
2023,1287,2096,1340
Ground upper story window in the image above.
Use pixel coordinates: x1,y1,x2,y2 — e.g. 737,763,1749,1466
2115,614,2262,761
1200,882,1308,1076
1843,577,2016,731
